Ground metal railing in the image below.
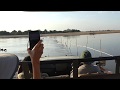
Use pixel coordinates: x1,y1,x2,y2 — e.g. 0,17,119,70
19,55,120,79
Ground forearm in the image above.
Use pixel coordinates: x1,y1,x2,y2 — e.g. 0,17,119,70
32,59,41,79
27,40,43,79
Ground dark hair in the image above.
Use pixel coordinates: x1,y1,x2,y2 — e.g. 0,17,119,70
23,56,32,73
80,50,93,64
80,50,92,58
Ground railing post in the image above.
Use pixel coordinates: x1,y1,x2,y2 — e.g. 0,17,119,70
115,57,120,74
73,60,79,79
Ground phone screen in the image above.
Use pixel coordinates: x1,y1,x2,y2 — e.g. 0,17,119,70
29,30,40,50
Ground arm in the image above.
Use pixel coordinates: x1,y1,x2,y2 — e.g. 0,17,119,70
27,40,44,79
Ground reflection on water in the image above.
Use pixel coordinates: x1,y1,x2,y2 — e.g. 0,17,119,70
0,33,120,73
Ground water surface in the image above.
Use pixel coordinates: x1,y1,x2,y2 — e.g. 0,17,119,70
0,33,120,73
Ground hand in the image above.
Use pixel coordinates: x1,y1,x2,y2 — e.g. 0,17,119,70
27,40,44,79
27,40,44,63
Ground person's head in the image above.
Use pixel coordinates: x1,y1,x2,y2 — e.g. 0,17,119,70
23,56,32,73
80,50,93,64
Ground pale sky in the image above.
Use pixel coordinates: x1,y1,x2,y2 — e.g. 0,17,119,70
0,11,120,32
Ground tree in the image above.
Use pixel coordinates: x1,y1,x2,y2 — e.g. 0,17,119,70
17,30,22,35
11,30,17,35
43,29,48,34
0,30,10,35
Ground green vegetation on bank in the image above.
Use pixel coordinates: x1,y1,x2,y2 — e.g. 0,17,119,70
0,29,80,35
0,29,120,36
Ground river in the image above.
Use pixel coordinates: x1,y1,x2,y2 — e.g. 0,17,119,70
0,33,120,73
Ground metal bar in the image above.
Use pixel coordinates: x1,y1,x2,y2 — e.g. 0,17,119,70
19,56,120,64
115,57,120,74
73,60,78,79
19,55,120,79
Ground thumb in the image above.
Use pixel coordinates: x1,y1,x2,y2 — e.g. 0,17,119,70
27,48,31,54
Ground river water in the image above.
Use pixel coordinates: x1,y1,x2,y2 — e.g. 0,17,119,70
1,33,120,73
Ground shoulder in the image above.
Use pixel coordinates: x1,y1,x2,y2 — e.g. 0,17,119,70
93,65,100,69
23,56,31,61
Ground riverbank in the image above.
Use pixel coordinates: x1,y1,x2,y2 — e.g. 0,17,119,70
42,30,120,37
0,30,120,38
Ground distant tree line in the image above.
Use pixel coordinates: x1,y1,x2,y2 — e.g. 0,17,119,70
0,29,80,35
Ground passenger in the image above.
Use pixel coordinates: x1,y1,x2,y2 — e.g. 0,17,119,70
17,55,49,79
17,56,33,79
18,40,46,79
70,50,103,78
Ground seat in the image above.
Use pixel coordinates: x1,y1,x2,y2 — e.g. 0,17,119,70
0,53,19,79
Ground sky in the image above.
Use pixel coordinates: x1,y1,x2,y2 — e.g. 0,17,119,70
0,11,120,32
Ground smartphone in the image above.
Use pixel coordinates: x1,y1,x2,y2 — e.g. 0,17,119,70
29,30,40,50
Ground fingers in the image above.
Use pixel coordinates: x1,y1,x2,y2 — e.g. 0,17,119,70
38,44,44,53
27,40,44,55
33,40,42,49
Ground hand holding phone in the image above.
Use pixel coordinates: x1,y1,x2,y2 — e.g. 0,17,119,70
29,30,40,50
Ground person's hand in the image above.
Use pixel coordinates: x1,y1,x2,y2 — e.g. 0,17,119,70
27,40,44,63
27,40,44,79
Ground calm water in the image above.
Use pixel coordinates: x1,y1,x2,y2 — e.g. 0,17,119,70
1,33,120,73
